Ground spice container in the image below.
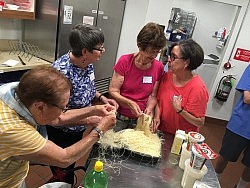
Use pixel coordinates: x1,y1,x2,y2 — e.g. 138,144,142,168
179,142,191,170
181,159,208,188
187,132,205,151
171,129,187,155
190,145,206,170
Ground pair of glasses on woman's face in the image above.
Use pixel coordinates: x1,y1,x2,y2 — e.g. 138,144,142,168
145,48,162,55
49,103,69,113
168,54,185,61
93,45,105,52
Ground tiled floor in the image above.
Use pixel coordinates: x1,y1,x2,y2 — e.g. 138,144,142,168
25,117,246,188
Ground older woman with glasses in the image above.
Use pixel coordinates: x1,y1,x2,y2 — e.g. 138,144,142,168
109,22,166,131
0,66,116,188
46,23,118,185
153,39,209,138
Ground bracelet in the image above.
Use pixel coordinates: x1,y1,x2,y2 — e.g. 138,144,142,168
177,108,183,114
93,127,104,139
98,94,104,102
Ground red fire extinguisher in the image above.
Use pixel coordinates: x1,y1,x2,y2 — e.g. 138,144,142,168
215,75,236,102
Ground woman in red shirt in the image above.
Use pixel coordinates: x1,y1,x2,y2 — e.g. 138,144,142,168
153,39,209,135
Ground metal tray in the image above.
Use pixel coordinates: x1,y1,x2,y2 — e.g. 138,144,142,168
91,143,161,165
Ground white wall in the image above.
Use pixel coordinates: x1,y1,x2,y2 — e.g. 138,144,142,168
115,0,149,59
144,0,174,25
116,0,172,60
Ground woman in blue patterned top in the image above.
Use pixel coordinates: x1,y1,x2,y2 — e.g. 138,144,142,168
46,23,118,185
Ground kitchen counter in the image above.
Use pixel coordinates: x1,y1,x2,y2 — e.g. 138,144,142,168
0,51,51,73
88,135,221,188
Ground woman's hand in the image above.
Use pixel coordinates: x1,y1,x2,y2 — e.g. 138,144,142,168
144,108,154,117
101,97,119,110
128,101,142,117
96,113,116,133
94,104,117,116
152,118,160,133
172,95,183,112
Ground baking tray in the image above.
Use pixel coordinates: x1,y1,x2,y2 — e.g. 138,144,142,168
91,143,161,166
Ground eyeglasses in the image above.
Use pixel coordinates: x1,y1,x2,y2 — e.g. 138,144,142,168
145,48,162,55
49,103,69,113
168,54,185,61
93,46,105,52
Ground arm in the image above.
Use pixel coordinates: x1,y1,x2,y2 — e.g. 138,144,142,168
172,96,205,127
152,103,161,133
109,71,142,117
96,91,119,110
178,109,205,127
50,104,116,127
52,115,102,127
144,81,160,117
243,91,250,104
16,113,116,167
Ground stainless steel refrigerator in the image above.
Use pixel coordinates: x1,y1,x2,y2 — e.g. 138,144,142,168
23,0,126,93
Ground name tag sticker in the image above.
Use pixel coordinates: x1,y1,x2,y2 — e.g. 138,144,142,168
90,72,95,81
143,76,152,83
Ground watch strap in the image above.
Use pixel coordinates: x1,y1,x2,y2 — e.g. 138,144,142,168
177,108,183,114
94,127,104,138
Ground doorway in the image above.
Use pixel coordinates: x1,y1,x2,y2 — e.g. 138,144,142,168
171,0,239,92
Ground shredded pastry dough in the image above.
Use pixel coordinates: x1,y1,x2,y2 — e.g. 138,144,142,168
99,113,162,157
135,113,152,136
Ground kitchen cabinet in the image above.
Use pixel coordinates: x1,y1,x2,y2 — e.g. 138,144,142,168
0,0,36,20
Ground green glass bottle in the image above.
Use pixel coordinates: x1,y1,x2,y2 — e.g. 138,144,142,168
83,160,108,188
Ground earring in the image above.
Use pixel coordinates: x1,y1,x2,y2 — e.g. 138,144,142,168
82,56,86,64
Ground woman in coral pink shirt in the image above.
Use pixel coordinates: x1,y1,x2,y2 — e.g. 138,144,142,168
153,39,209,135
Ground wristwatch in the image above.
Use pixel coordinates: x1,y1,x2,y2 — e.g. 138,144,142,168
94,127,104,139
177,108,183,114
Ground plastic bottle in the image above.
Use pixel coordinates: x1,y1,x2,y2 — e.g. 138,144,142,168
83,160,108,188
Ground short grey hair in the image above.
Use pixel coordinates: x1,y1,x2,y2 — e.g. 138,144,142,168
69,24,104,57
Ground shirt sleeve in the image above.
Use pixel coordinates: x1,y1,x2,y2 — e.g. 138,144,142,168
114,54,132,76
236,65,250,92
0,122,47,161
185,78,209,117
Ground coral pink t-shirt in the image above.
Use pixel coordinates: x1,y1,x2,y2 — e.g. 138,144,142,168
157,72,209,134
114,54,164,118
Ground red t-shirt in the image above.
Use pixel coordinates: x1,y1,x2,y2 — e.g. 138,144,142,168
114,54,164,118
157,72,209,134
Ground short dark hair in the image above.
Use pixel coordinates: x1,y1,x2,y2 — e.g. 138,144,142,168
137,22,166,51
69,24,104,57
170,39,204,70
16,66,71,107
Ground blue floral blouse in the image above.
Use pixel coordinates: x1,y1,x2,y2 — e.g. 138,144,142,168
52,52,96,132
